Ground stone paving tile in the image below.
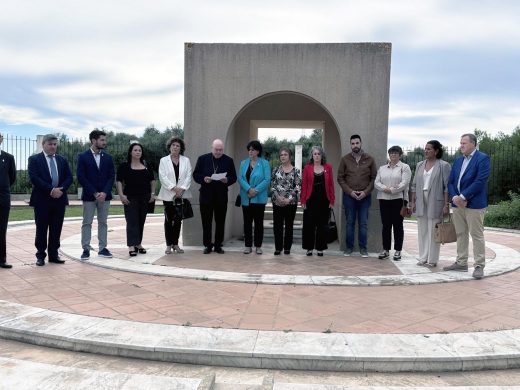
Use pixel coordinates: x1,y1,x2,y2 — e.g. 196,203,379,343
3,216,520,335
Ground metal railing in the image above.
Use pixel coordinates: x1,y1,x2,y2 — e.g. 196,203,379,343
401,145,520,205
2,135,518,204
1,134,127,195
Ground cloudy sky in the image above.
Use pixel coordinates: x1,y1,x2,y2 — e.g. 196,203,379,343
0,0,519,147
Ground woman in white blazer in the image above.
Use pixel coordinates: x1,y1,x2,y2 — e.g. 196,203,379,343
157,137,192,254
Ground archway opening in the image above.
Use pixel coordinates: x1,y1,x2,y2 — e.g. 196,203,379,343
225,91,342,241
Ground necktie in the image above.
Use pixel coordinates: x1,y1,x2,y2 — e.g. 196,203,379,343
49,155,59,187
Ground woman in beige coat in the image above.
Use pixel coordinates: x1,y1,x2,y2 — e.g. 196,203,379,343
410,140,451,267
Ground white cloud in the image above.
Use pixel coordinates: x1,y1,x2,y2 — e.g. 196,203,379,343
389,96,520,147
0,0,519,141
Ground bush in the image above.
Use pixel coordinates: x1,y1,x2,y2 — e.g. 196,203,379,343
485,191,520,229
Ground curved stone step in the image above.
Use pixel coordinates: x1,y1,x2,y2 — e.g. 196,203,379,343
2,300,520,373
0,355,214,389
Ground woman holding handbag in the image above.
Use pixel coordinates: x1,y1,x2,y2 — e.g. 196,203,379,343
410,140,451,267
301,146,335,257
374,146,412,261
157,137,192,254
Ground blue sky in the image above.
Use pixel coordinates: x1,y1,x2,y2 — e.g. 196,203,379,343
1,0,519,147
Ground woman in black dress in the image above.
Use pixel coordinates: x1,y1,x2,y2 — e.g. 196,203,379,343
116,143,156,256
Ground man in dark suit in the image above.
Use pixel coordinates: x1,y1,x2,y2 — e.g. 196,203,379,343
77,129,115,260
0,132,16,269
193,139,237,254
28,134,72,266
444,133,490,279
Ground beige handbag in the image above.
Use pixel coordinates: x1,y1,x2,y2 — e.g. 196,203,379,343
434,214,457,244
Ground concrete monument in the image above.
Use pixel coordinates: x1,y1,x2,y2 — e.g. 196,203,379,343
184,43,391,251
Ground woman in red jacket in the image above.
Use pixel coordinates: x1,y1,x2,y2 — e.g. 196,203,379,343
301,146,335,256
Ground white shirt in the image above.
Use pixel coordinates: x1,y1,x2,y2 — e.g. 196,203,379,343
91,148,101,168
457,149,475,192
374,161,412,200
422,166,434,191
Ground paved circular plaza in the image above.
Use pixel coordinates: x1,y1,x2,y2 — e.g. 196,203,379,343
3,214,520,372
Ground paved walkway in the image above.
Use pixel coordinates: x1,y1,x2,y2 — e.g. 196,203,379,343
3,215,520,334
3,215,520,373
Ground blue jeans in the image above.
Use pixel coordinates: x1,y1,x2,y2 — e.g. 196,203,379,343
343,193,371,250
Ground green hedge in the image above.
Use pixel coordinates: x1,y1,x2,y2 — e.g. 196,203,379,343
484,191,520,229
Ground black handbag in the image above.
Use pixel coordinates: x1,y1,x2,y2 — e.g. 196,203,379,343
326,209,338,243
147,200,156,214
174,198,194,220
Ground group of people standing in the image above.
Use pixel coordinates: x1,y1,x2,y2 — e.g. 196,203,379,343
0,130,490,279
372,134,490,280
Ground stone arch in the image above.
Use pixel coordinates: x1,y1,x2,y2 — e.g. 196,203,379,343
225,90,342,241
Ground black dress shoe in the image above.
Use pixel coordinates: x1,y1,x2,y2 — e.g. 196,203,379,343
214,247,225,254
203,247,212,254
274,250,281,255
284,250,290,255
49,258,65,264
137,247,147,254
36,259,45,266
0,263,12,269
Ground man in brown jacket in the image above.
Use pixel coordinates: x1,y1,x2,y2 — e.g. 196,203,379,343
337,134,377,257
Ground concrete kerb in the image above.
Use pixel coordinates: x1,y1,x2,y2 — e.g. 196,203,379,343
2,300,520,372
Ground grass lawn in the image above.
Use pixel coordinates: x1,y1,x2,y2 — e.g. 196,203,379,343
9,206,164,222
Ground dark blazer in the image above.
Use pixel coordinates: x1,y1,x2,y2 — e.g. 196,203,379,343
193,153,237,204
77,149,115,201
0,151,16,205
28,152,72,207
448,149,490,209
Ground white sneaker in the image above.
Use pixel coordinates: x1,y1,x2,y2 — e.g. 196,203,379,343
378,250,389,260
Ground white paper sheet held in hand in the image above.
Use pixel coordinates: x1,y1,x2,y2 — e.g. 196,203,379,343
210,172,227,180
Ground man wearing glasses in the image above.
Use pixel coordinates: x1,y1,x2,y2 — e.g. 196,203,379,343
0,133,16,269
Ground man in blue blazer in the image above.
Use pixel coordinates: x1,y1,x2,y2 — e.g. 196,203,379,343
0,132,16,269
28,134,72,266
444,133,490,279
193,139,237,254
77,129,115,260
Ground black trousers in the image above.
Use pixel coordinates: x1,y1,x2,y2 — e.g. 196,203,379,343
302,204,329,251
163,201,182,246
124,194,149,247
200,201,228,249
242,203,265,248
34,203,66,260
379,199,404,251
273,204,297,251
0,203,9,263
